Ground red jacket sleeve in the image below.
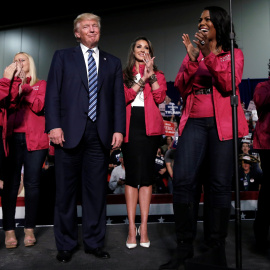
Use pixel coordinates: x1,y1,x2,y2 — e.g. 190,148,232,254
0,78,12,101
124,84,137,105
203,49,244,93
8,77,21,109
253,80,270,113
150,72,167,104
20,80,46,114
174,54,200,99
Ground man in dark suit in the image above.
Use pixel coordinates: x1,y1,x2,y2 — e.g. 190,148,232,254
45,13,126,263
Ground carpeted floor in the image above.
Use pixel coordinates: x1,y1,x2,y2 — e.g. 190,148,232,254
0,221,269,270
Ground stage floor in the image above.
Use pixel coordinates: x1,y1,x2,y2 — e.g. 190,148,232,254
0,221,269,270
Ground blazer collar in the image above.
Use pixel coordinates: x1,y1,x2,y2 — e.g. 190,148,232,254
73,46,88,91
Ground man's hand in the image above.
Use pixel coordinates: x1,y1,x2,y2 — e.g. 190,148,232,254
111,132,123,149
159,168,167,175
0,180,4,189
49,128,65,147
117,179,125,186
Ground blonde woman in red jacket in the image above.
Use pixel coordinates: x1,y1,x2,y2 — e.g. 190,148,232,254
122,37,167,249
2,52,49,249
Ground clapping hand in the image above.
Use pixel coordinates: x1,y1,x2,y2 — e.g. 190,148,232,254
3,63,17,80
143,52,155,78
182,33,199,62
16,62,27,85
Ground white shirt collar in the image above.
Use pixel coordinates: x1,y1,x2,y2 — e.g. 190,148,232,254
80,43,99,55
80,43,99,75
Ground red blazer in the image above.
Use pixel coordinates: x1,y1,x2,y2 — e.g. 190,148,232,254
0,78,14,156
124,65,167,143
175,49,248,141
253,78,270,150
7,77,49,151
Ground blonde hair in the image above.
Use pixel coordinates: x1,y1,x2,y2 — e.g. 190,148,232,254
73,13,101,40
14,52,39,86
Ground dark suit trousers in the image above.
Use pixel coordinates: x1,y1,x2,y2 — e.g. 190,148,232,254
54,119,110,251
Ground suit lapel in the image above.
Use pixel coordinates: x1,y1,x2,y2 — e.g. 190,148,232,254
73,46,88,92
97,50,107,93
72,47,107,94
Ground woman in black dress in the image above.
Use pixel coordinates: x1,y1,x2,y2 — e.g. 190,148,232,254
122,37,167,248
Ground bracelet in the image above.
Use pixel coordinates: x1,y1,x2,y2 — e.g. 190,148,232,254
138,78,145,87
134,78,145,88
148,74,157,84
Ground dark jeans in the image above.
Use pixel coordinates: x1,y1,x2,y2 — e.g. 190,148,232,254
2,133,47,230
173,117,234,208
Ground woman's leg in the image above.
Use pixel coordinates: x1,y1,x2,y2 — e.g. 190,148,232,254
200,119,234,267
160,118,209,269
2,134,24,231
173,118,208,205
138,185,152,243
23,148,47,229
125,185,138,244
2,134,25,248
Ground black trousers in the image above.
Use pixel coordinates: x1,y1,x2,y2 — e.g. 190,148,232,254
53,119,110,251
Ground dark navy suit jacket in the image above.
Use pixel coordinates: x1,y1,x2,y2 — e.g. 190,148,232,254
45,45,126,149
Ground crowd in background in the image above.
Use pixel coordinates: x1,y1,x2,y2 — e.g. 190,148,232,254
11,93,264,198
106,94,264,196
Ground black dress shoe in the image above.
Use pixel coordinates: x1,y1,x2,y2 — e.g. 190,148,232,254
56,250,72,263
85,247,110,259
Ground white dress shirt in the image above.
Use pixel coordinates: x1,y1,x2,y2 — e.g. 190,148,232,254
80,43,99,76
131,73,144,107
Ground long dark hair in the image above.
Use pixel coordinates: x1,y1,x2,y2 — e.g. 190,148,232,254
123,36,159,88
204,6,238,51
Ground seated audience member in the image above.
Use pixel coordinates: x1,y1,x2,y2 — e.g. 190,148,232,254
161,136,173,154
240,140,262,174
164,143,176,194
238,154,262,191
240,140,251,155
108,147,122,172
154,147,167,193
108,153,125,194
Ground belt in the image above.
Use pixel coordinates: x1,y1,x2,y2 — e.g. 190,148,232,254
194,88,212,95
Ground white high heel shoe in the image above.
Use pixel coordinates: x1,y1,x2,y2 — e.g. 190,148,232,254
138,226,150,248
126,227,137,249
